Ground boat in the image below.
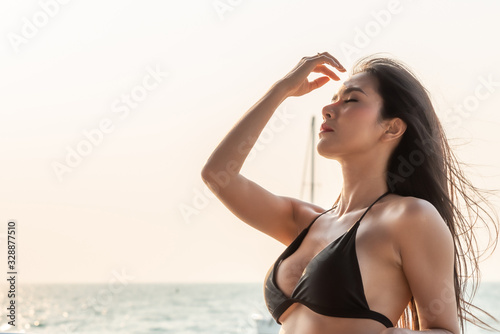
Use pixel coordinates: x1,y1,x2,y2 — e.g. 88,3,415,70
251,312,281,334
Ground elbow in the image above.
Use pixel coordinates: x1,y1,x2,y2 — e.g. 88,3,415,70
200,164,213,183
201,162,240,196
201,160,241,184
201,165,219,188
200,166,223,196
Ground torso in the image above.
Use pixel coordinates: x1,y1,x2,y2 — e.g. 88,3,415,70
273,193,414,334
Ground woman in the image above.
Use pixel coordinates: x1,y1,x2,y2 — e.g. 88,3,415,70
201,52,499,333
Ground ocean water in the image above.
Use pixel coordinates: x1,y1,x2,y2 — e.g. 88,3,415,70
0,282,498,334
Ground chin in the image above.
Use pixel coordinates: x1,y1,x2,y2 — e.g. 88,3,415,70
317,142,339,160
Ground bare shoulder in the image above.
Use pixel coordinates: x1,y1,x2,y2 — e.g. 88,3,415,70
382,194,453,258
384,195,448,231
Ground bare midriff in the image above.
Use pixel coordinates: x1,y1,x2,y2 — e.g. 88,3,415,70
278,303,388,334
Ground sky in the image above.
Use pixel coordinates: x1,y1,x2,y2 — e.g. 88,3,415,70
0,0,499,285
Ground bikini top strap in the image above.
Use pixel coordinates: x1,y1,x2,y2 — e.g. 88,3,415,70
305,205,337,230
307,190,390,230
356,190,391,223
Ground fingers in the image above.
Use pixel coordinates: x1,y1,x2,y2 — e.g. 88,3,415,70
312,76,331,90
283,52,345,97
314,64,340,81
315,52,346,73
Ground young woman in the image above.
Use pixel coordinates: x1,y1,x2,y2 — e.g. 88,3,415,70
201,52,499,334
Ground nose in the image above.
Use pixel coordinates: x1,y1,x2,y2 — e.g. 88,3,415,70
322,101,337,119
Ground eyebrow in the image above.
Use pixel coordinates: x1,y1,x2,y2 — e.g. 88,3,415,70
331,86,368,102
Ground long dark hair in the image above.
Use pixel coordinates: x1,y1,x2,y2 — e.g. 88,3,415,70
350,54,500,332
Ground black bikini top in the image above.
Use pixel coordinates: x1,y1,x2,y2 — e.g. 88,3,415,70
263,191,393,328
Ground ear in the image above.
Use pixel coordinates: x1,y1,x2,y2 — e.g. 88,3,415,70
382,117,407,142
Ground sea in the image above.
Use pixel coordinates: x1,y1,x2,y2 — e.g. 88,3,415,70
0,282,499,334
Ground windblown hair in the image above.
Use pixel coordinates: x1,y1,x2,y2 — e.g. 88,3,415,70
350,54,500,333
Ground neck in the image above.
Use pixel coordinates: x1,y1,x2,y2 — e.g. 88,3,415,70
334,155,390,217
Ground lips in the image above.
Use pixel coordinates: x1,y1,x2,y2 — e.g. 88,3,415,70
320,123,334,132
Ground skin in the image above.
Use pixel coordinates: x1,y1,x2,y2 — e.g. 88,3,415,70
201,52,460,334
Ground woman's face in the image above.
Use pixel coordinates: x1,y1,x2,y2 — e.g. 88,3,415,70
317,71,386,160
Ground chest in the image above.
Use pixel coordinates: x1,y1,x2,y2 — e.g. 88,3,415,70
275,216,386,298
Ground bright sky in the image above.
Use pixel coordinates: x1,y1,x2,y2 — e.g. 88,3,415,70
0,0,499,284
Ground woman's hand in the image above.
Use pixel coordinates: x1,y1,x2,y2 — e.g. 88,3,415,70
274,52,346,98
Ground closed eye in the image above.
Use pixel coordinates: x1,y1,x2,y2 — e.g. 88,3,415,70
344,99,358,103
